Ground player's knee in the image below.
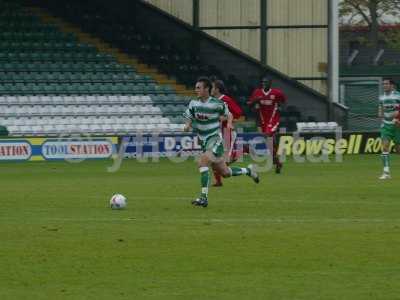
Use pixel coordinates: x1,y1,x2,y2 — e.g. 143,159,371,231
198,154,210,167
220,169,231,178
382,143,390,152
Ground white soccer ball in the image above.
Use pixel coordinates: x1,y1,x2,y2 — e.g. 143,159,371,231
110,194,127,210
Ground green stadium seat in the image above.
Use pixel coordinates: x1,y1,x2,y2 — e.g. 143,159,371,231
32,83,44,94
88,83,100,94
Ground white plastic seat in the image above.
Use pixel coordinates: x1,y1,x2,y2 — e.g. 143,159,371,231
108,95,119,103
51,96,63,105
113,105,124,114
71,95,83,104
108,124,120,132
131,116,141,123
27,117,38,126
104,117,115,125
136,124,146,131
170,124,184,131
4,96,15,104
123,124,133,133
36,106,47,115
23,97,32,105
77,117,88,125
58,106,68,115
37,96,47,104
19,125,32,134
80,106,92,115
78,124,90,132
86,116,97,124
31,125,43,135
327,122,338,130
51,117,62,125
0,96,7,104
3,118,15,126
18,117,28,125
16,96,26,104
54,124,65,133
70,106,80,116
48,106,57,115
64,124,76,133
145,124,157,131
42,124,54,133
22,106,35,115
157,123,169,131
7,125,19,133
46,117,55,125
91,124,102,133
119,95,130,102
86,96,97,103
16,96,28,104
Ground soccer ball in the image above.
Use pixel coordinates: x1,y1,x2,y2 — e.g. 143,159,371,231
110,194,127,210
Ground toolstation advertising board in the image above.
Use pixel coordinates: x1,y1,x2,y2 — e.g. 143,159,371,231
0,137,118,161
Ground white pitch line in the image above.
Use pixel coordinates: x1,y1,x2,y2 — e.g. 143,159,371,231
0,217,399,224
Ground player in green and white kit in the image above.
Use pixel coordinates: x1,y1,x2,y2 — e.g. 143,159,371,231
378,78,400,179
183,77,259,207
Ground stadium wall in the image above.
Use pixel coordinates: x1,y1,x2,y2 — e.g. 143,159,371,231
144,0,328,96
135,0,345,124
199,0,261,61
143,0,193,25
267,0,328,95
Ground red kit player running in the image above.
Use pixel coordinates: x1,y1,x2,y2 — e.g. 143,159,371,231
247,76,287,173
211,79,244,187
396,105,400,126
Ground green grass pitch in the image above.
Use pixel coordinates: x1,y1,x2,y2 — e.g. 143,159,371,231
0,155,399,299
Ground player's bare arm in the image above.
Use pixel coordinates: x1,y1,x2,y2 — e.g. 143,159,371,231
184,120,192,132
219,112,232,123
226,112,234,130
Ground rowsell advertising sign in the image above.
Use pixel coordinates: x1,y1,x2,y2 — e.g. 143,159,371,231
277,132,394,155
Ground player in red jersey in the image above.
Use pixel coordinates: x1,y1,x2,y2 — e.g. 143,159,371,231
211,79,245,186
247,76,287,173
395,105,400,127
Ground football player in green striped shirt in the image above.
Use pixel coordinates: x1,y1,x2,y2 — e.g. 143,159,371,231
378,78,400,179
183,77,259,207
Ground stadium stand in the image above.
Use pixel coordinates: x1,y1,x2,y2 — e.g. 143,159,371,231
0,0,310,135
0,1,189,136
37,1,225,89
31,0,307,131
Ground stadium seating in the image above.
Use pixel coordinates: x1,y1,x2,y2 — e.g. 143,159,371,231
0,95,185,136
39,0,249,96
0,1,306,136
36,0,309,131
0,1,188,136
296,122,338,133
